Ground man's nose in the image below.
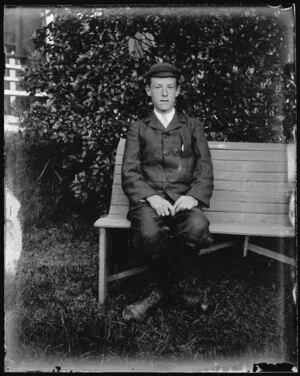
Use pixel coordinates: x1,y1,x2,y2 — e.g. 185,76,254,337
161,87,168,96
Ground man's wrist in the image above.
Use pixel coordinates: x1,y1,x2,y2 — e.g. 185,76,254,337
146,195,157,202
186,195,198,204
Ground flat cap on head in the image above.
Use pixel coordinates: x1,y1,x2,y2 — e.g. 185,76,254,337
145,62,180,79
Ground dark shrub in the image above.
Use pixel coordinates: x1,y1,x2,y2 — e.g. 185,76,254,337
20,7,295,215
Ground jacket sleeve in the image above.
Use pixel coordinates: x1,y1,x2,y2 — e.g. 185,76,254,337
121,121,157,203
186,119,214,208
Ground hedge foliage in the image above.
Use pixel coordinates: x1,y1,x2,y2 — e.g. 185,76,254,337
21,7,296,215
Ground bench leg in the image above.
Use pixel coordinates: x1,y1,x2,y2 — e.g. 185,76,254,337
243,236,250,258
98,228,108,304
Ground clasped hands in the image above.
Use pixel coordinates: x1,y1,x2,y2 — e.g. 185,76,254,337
146,195,198,217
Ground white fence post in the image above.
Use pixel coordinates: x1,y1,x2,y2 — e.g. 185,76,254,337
4,52,47,116
8,56,17,110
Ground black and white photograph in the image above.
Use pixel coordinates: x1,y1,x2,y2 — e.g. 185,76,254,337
4,4,297,372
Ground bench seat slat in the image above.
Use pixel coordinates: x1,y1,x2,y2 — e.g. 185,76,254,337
108,204,291,222
210,222,294,237
94,215,294,237
95,215,131,228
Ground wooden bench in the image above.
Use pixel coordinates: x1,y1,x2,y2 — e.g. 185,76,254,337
94,139,296,303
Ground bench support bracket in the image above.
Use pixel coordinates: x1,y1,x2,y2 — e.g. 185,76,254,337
246,240,296,267
107,265,148,282
198,240,240,256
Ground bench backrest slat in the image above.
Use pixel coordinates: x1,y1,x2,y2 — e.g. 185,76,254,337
113,164,288,182
115,154,288,172
110,139,295,227
117,140,289,152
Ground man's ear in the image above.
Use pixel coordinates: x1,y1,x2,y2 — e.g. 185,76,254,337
145,85,151,97
175,85,181,97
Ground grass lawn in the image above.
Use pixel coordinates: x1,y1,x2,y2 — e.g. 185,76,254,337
5,214,297,372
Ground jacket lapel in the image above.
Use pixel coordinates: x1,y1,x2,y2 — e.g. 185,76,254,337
145,112,165,132
166,112,186,131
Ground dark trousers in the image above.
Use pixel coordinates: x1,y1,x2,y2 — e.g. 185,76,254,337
128,203,211,292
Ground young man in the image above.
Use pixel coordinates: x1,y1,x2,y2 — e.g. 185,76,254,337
121,62,214,321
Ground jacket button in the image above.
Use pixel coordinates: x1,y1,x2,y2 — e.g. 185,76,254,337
163,133,170,138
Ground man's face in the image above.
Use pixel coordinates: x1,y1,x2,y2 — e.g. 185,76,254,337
146,77,180,114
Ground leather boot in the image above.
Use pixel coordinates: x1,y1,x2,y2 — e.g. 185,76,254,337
122,289,163,321
201,234,214,248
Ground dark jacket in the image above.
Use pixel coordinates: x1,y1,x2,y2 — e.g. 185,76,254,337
121,111,214,211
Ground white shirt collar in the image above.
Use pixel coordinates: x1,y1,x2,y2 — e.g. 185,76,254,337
154,108,175,128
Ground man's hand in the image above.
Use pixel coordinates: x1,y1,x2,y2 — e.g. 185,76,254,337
146,195,175,216
173,195,198,213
